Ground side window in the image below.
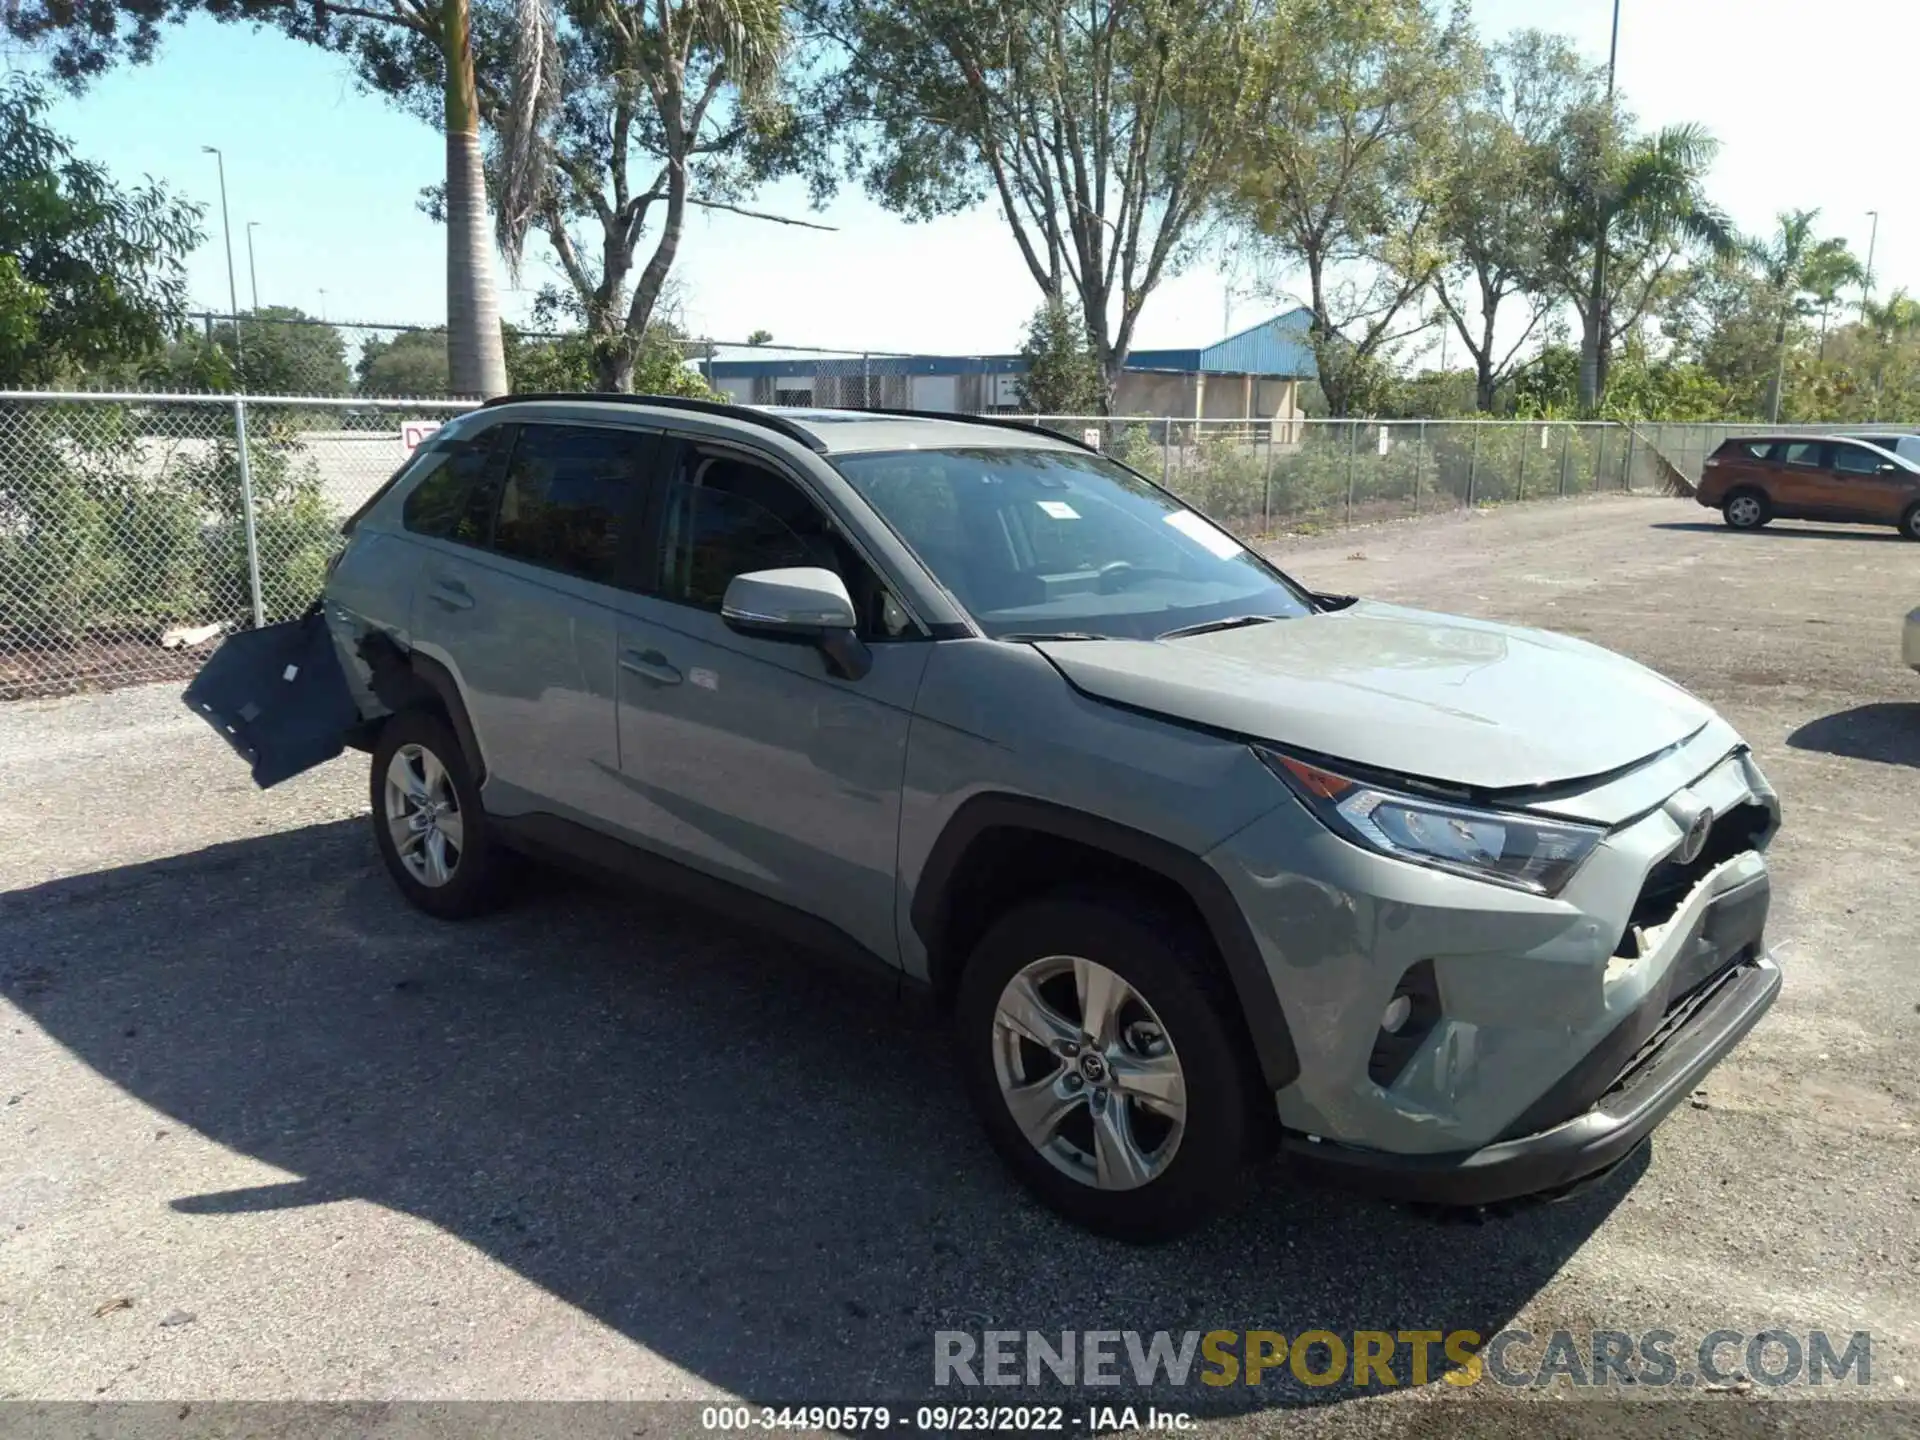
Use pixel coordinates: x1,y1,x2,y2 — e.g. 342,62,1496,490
491,423,650,584
1781,441,1826,468
402,429,503,544
657,451,914,638
1833,445,1883,475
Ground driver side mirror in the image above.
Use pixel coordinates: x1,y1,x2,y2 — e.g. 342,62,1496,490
721,567,871,680
1880,462,1901,474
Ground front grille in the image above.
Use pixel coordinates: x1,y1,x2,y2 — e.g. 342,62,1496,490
1616,800,1771,954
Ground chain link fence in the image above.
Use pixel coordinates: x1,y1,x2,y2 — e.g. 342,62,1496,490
1022,417,1663,535
0,393,474,700
3,396,1695,701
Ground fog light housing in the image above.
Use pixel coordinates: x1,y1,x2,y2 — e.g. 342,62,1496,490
1367,960,1442,1088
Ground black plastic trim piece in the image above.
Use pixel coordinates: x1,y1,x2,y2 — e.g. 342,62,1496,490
911,793,1300,1091
490,811,917,1001
479,392,830,453
1282,950,1780,1209
856,408,1101,452
356,632,488,786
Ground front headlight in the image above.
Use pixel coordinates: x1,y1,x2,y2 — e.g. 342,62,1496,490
1254,746,1604,896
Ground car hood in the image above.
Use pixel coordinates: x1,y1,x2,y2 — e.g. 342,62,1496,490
1035,601,1712,791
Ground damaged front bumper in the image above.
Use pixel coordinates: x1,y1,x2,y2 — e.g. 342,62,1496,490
1211,733,1782,1206
1280,873,1778,1207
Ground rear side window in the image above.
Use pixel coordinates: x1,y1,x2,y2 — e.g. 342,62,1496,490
491,423,652,584
1781,441,1825,467
1716,441,1776,461
402,430,503,544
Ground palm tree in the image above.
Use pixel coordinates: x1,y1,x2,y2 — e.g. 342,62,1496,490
443,0,512,397
1541,115,1735,413
1748,209,1865,421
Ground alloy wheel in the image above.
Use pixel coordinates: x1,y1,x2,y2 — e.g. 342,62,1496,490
990,955,1188,1190
383,743,464,887
1727,495,1762,527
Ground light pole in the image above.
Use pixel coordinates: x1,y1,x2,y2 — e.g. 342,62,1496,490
245,221,262,312
1862,210,1879,322
318,288,328,322
1584,0,1623,415
201,146,244,376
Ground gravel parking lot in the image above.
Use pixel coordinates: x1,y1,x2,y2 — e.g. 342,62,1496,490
2,494,1917,1434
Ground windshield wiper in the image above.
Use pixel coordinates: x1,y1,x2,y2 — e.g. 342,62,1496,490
1000,631,1110,643
1155,614,1282,641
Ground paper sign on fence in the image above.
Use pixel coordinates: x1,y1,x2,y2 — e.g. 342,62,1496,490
401,421,441,453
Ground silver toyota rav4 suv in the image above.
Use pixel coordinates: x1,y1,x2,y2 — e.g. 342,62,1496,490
187,395,1781,1241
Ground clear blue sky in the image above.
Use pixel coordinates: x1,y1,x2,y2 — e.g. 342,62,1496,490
25,0,1919,355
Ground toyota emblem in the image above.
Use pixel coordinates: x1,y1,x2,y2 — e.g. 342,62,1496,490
1678,806,1714,864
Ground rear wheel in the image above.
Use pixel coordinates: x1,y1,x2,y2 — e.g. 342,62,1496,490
954,892,1258,1241
369,709,504,919
1723,489,1770,530
1900,503,1920,541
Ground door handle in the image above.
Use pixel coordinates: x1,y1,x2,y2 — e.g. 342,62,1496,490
428,577,474,611
620,647,683,685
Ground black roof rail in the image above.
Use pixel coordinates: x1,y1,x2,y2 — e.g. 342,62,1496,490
480,391,829,453
856,407,1101,453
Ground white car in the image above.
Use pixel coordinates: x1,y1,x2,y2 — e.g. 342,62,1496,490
1837,433,1920,466
1906,606,1920,673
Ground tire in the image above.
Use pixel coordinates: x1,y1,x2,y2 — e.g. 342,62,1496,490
954,891,1259,1242
1900,503,1920,541
368,709,505,920
1722,489,1771,530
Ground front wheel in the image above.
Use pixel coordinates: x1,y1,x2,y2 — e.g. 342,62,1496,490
369,709,504,919
954,893,1259,1241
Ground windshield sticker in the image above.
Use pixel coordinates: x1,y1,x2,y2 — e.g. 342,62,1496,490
1037,500,1081,520
1164,509,1243,559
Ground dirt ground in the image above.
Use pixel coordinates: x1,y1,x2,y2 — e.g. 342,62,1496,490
1,493,1917,1436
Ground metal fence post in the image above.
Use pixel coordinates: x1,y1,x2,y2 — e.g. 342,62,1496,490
1261,430,1274,534
1559,426,1571,495
1162,421,1174,489
1413,421,1424,514
232,396,265,630
1622,423,1636,490
1515,424,1527,502
1345,422,1357,527
1465,424,1480,507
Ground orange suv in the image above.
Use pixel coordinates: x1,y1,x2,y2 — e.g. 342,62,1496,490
1698,436,1920,539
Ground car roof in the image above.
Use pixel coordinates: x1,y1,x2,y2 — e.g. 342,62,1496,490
476,394,1091,458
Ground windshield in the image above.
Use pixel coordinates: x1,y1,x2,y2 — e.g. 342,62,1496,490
831,446,1314,640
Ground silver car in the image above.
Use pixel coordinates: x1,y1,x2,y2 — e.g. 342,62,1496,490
186,397,1782,1240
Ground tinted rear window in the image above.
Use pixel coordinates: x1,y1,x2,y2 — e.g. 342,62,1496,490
1717,440,1776,460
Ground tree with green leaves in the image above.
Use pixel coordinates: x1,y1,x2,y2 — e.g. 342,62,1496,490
820,0,1275,409
8,0,513,396
1015,294,1102,414
1227,0,1473,417
1744,209,1863,419
1430,30,1599,412
357,327,453,395
1535,106,1735,413
0,74,204,387
488,0,821,391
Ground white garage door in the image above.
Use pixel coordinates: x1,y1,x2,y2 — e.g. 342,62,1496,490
912,375,959,411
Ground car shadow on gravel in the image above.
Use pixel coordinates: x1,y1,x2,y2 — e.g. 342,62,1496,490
1650,521,1904,543
1787,703,1920,768
0,821,1635,1415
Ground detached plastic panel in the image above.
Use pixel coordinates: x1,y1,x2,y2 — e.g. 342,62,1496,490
181,609,360,788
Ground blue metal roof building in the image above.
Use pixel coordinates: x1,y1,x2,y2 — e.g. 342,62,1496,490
704,308,1316,420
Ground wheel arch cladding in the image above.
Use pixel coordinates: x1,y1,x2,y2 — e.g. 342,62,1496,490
912,793,1300,1093
357,632,488,785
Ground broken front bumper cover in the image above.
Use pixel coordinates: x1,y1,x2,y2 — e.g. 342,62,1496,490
1280,874,1780,1208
